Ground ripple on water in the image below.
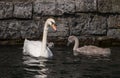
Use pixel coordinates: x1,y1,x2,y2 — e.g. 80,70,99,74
0,46,120,78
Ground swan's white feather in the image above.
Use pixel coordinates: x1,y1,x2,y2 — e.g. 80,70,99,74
23,39,53,58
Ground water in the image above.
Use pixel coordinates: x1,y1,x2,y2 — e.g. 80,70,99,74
0,45,120,78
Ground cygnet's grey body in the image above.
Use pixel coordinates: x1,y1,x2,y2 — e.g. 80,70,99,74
68,36,111,56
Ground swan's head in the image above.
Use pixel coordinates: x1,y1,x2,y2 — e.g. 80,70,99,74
46,18,57,31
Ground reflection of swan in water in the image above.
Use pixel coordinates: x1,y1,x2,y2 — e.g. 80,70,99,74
68,36,111,56
23,56,50,78
23,18,57,58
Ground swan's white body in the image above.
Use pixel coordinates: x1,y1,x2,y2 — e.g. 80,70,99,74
68,36,111,56
23,18,56,58
23,39,53,58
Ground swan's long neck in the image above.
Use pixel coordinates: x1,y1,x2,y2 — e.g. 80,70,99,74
41,23,48,52
73,37,79,51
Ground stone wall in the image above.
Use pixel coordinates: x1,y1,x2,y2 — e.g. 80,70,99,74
0,0,120,45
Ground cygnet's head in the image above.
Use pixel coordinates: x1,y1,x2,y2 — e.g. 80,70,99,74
46,18,57,31
67,36,76,46
68,36,76,43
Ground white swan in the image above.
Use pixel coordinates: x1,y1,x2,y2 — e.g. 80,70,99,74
68,36,111,56
23,18,57,58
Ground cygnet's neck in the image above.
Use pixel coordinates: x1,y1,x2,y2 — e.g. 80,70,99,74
73,37,79,51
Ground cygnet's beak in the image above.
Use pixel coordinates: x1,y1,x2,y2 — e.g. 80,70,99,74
51,24,57,32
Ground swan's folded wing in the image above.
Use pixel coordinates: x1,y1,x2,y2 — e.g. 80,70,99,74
23,39,53,58
23,40,42,57
46,47,53,57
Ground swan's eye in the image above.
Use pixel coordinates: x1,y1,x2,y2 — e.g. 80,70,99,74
51,21,54,24
51,21,57,26
51,21,55,25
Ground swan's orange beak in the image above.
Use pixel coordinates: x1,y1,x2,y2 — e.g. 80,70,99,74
51,24,57,31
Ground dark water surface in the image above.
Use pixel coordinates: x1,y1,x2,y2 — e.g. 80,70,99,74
0,45,120,78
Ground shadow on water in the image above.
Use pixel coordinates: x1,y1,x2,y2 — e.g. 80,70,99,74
0,45,120,78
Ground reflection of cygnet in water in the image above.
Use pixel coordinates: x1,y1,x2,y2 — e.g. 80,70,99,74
68,35,111,57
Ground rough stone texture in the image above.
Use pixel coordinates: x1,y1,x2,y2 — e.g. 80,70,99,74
98,0,120,13
78,36,98,45
0,21,7,39
0,1,120,45
107,29,120,39
6,16,69,40
0,20,20,39
56,0,75,15
0,2,13,19
48,17,69,37
70,13,90,36
64,0,75,14
13,2,32,18
55,0,64,15
112,0,120,13
34,0,56,15
19,20,41,39
71,14,107,36
108,15,120,28
98,0,112,13
0,20,41,39
75,0,97,12
89,15,107,35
